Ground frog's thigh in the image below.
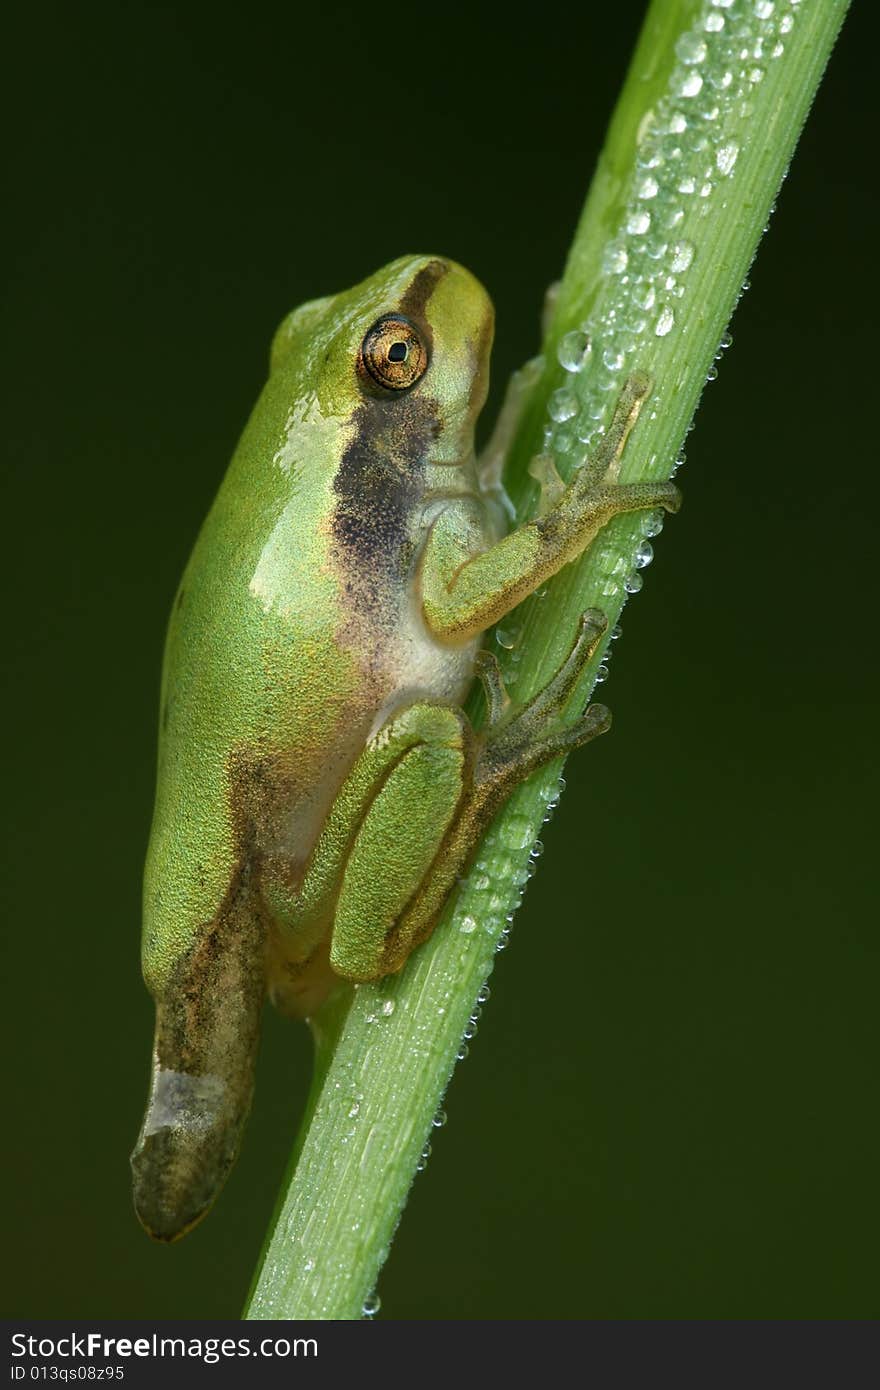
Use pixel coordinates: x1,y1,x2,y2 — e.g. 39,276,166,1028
330,708,467,983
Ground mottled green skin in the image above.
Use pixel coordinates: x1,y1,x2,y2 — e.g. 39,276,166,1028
142,257,491,997
132,255,681,1241
133,257,497,1240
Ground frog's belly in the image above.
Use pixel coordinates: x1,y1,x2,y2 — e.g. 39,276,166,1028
274,612,478,870
367,610,478,734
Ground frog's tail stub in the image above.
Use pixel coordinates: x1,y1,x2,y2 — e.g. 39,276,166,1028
131,1050,242,1242
131,894,265,1242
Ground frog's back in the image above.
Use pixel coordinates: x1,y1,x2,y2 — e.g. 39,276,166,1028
142,359,361,988
142,254,494,990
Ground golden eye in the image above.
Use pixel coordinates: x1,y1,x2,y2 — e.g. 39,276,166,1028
359,314,429,392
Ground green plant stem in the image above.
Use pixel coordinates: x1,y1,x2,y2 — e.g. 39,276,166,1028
246,0,848,1320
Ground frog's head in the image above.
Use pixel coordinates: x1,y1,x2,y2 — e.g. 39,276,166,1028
270,255,494,468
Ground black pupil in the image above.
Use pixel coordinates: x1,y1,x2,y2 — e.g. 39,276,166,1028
388,341,408,363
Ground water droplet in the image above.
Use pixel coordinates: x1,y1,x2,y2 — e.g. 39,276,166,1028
716,141,739,176
348,1100,360,1118
626,210,651,235
676,33,707,65
505,816,536,849
632,283,656,311
610,625,622,641
495,625,518,650
669,240,695,273
557,330,591,373
456,1043,470,1060
748,66,765,84
459,914,478,935
477,984,491,1004
704,10,725,29
753,0,775,17
673,69,704,99
594,664,610,684
655,306,675,337
779,13,794,33
634,540,654,569
362,1293,381,1318
667,110,688,134
603,242,629,275
644,510,665,537
771,40,784,58
602,346,625,372
706,364,719,381
637,175,659,200
548,387,577,423
530,840,545,859
433,1108,448,1128
380,998,395,1017
677,176,696,194
304,1257,315,1272
719,330,733,349
624,571,644,594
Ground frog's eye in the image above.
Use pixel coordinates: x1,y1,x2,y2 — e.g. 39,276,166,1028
359,315,429,392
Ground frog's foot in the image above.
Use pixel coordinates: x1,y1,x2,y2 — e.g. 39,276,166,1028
474,607,612,803
571,370,681,511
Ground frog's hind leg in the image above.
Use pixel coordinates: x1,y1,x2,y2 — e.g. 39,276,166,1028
263,703,476,993
267,616,610,991
329,707,472,981
386,610,612,968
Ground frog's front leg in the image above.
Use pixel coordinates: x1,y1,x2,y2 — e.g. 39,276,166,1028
477,355,544,520
421,372,680,643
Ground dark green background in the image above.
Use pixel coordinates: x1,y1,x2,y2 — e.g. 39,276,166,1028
4,1,876,1319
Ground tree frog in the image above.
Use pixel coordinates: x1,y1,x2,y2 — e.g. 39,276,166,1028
131,254,679,1241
